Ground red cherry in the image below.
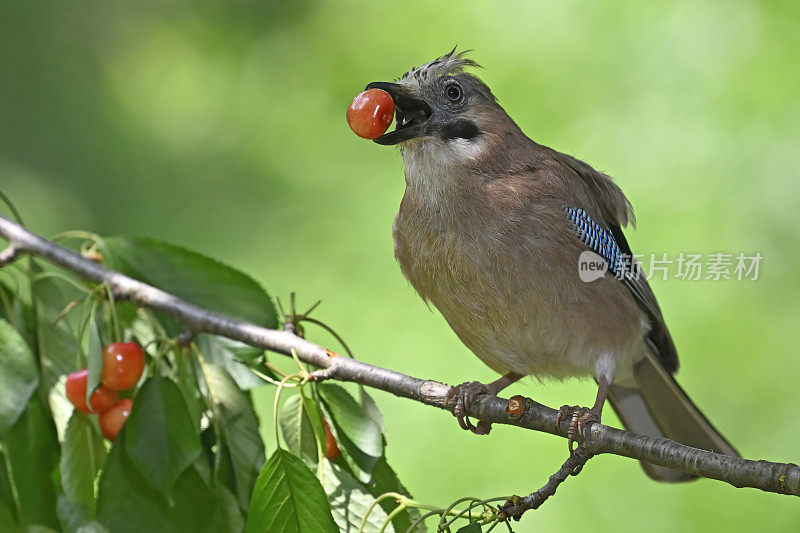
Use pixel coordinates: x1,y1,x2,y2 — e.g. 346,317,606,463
346,89,395,139
98,399,132,441
65,369,119,414
89,386,119,414
101,343,145,391
323,418,341,460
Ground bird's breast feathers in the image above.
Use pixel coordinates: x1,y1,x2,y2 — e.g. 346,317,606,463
393,172,647,379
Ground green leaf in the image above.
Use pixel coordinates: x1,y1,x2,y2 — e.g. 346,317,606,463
3,393,60,529
0,448,18,527
174,353,203,434
56,493,89,533
84,318,102,408
455,523,482,533
112,301,142,339
196,335,266,390
204,483,246,533
48,374,75,442
0,319,39,436
301,388,327,446
126,310,159,351
200,363,265,510
318,385,382,457
27,525,60,533
246,449,338,533
0,280,39,372
97,437,243,532
124,377,202,495
227,342,265,362
279,394,319,466
102,237,278,332
76,522,109,533
320,459,394,533
57,493,111,533
359,387,386,437
60,412,107,514
367,456,423,532
318,384,382,482
31,277,86,391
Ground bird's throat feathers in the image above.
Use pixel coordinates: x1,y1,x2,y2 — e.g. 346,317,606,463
399,115,526,207
400,134,489,204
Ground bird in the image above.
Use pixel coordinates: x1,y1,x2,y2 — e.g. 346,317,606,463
364,48,739,481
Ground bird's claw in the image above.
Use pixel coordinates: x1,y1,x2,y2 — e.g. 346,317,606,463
446,381,493,435
556,405,599,453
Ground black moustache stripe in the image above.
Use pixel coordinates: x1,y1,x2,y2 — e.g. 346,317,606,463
440,119,481,141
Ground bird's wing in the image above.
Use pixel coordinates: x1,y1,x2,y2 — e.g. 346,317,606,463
607,223,679,373
563,207,679,374
529,146,679,372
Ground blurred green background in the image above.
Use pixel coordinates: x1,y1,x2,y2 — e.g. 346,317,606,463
2,1,799,530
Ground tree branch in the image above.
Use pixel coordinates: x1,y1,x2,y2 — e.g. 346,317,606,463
1,214,798,501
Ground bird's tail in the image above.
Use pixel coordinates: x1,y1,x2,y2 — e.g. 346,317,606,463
607,350,739,482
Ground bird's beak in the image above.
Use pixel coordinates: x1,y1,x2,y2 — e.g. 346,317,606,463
365,82,432,145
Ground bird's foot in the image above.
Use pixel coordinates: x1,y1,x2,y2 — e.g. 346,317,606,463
445,381,495,435
556,405,600,453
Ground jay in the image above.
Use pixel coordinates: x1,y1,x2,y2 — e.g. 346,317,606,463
365,49,738,480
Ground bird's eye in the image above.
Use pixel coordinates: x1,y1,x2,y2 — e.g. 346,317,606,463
445,83,463,102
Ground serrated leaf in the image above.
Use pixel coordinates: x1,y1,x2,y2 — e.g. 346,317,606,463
124,377,202,495
97,437,243,532
201,363,265,510
279,394,319,466
246,449,338,533
321,459,394,533
102,237,277,333
318,384,382,482
0,319,39,436
455,523,482,532
3,393,60,529
60,412,107,514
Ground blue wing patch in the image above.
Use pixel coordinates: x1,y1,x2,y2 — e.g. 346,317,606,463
564,207,625,277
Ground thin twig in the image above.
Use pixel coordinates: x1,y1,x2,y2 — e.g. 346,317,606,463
499,445,594,521
0,214,798,499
